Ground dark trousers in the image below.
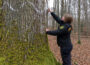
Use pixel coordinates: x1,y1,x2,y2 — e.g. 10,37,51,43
60,47,72,65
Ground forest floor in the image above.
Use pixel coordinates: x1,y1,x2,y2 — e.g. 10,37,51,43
48,35,90,65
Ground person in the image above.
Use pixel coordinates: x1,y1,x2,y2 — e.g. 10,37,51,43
46,8,73,65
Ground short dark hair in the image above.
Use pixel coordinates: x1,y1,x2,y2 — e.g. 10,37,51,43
64,14,73,24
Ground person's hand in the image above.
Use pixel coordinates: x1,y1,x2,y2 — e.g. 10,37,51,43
48,8,51,12
46,28,49,32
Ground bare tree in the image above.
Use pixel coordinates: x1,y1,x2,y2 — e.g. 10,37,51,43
78,0,81,43
61,0,64,17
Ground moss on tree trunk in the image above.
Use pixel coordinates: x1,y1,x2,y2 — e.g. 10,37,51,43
0,0,61,65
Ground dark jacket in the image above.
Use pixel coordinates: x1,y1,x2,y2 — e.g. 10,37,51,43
46,12,72,48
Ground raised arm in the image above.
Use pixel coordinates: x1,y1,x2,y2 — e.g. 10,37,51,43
51,12,64,25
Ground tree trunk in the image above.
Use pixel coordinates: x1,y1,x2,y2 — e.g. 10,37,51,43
61,0,64,17
78,0,81,44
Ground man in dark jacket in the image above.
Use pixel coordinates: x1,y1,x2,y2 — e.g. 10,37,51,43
46,9,73,65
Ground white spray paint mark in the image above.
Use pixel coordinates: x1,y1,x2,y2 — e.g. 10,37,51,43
0,1,48,15
3,1,17,11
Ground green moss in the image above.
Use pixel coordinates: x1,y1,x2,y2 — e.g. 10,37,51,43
0,33,61,65
77,40,81,44
74,62,78,65
0,1,60,64
0,0,4,41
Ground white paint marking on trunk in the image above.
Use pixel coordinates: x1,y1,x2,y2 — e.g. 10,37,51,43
0,1,48,15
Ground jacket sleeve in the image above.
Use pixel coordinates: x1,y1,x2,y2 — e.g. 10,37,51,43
51,12,64,25
46,25,69,36
46,30,60,36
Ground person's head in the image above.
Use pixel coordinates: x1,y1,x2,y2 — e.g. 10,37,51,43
62,14,73,24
